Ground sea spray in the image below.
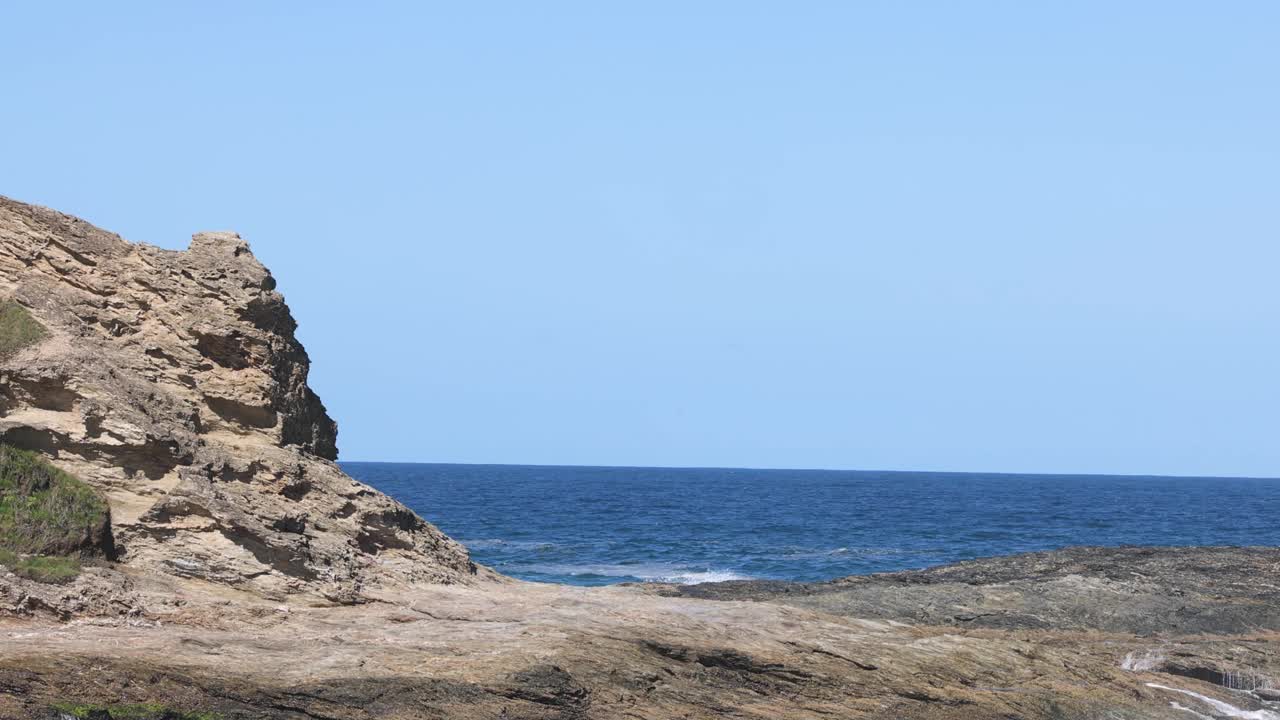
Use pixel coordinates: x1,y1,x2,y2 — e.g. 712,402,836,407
1146,683,1280,720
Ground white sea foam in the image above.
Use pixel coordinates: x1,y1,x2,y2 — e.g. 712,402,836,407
462,538,559,551
779,546,910,559
658,570,751,584
1146,683,1280,720
1169,702,1215,719
1122,649,1166,671
517,562,750,585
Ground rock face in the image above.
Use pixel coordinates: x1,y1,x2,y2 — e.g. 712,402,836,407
0,195,476,603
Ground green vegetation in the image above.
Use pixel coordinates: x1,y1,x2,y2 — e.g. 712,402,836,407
0,547,80,583
0,444,109,584
0,299,46,358
50,702,221,720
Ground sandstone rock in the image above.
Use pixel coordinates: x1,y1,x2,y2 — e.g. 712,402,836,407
0,195,478,605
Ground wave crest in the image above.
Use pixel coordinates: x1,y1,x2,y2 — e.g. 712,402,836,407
513,562,750,585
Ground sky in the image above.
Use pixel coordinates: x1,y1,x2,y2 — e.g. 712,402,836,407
2,3,1277,476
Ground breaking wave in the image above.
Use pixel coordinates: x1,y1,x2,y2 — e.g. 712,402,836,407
515,562,750,585
461,538,560,551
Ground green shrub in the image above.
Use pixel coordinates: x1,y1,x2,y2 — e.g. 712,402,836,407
0,444,110,583
0,443,108,555
0,547,80,584
0,300,46,358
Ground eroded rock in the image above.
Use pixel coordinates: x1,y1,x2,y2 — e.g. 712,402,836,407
0,195,477,607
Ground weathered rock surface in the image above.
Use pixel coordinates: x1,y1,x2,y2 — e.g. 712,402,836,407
669,545,1280,635
5,551,1280,720
0,195,477,608
1,195,1278,720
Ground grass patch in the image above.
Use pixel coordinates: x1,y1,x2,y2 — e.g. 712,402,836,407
0,299,46,358
0,547,80,583
0,443,108,554
0,444,109,583
50,702,221,720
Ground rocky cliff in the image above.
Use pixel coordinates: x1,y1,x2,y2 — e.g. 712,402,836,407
0,195,477,607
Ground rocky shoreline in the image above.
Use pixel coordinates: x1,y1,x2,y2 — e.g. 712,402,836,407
3,545,1280,719
666,544,1280,635
2,195,1278,719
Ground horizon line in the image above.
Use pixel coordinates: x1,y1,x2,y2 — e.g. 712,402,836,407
334,458,1280,482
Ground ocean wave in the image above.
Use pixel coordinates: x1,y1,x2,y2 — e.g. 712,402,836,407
776,546,917,559
513,562,750,585
660,569,751,584
462,538,559,551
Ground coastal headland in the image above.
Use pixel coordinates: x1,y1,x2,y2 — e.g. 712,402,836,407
1,195,1276,719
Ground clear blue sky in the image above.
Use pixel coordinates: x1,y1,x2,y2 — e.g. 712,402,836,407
3,3,1277,476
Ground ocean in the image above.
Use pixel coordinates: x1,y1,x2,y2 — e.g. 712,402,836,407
342,462,1280,586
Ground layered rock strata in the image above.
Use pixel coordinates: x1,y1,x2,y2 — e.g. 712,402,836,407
0,195,476,607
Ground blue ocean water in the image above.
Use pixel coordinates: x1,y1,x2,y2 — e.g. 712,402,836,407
341,463,1280,586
